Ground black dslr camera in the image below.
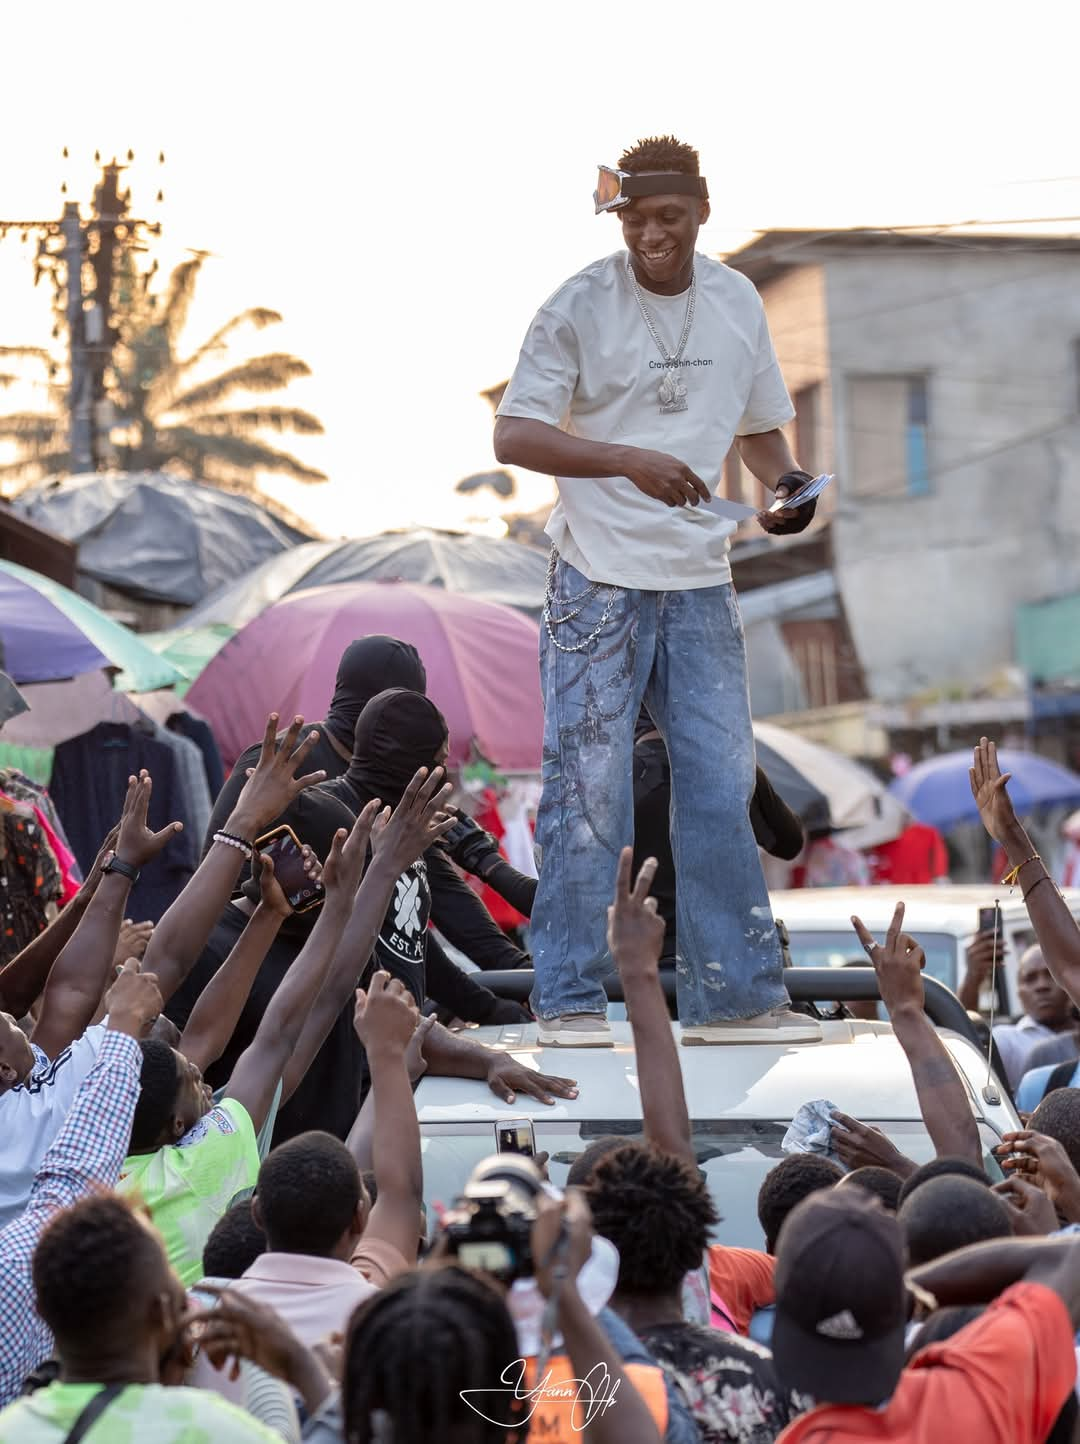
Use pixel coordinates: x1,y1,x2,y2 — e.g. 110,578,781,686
443,1154,544,1284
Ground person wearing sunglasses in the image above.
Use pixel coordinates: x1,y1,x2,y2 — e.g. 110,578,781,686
493,134,819,1047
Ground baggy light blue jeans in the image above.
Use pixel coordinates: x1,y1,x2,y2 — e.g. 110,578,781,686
530,555,788,1027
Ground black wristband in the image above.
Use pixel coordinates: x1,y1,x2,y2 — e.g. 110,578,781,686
103,856,141,885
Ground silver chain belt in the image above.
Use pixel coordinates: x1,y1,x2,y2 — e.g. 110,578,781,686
543,547,619,654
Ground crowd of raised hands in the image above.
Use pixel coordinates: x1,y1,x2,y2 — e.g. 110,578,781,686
3,730,1080,1444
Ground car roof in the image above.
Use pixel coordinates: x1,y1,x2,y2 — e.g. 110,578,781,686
413,1020,1009,1128
771,884,1080,933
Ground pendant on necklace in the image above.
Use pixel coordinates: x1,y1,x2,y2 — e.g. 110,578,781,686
658,367,688,415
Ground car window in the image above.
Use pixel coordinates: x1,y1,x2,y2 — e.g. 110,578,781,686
420,1118,1005,1250
783,930,958,991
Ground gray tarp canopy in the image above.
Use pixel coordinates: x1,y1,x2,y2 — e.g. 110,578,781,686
182,528,550,629
14,472,309,606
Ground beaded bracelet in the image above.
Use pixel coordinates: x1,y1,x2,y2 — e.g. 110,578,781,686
1022,874,1057,905
1002,852,1041,886
213,830,254,859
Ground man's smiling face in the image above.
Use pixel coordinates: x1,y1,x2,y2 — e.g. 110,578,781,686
619,186,709,290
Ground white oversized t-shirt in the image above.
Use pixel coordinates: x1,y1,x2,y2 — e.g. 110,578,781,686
497,250,794,591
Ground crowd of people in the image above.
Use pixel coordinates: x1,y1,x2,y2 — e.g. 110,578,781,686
4,131,1080,1443
0,683,1078,1443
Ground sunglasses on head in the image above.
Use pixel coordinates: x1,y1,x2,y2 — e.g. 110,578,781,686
593,164,709,215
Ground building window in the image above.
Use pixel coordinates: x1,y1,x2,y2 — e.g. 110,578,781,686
794,384,820,474
848,375,930,499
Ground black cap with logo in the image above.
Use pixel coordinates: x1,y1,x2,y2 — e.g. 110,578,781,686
772,1187,908,1406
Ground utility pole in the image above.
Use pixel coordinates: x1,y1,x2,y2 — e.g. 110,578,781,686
61,201,93,472
0,151,161,477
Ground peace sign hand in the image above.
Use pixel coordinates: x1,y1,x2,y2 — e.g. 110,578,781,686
851,902,926,1019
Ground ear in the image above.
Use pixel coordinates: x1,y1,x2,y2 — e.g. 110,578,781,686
251,1196,265,1232
352,1200,368,1239
0,1063,16,1086
699,199,711,226
171,1114,187,1143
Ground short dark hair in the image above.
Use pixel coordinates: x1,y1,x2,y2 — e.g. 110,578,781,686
899,1175,1011,1267
758,1154,843,1254
896,1156,990,1209
201,1198,266,1280
585,1143,718,1297
33,1195,164,1348
841,1166,903,1212
1030,1088,1080,1176
129,1040,180,1153
566,1132,637,1188
256,1130,360,1256
344,1266,521,1444
618,135,700,176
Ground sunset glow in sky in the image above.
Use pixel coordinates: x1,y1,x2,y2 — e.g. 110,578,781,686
2,0,1078,538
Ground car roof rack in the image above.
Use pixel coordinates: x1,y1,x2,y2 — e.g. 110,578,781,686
476,967,982,1049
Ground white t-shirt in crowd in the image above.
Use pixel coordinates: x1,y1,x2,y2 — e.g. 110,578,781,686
0,1024,106,1229
497,249,794,591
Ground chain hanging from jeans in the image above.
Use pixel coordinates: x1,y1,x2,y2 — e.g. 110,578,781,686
543,547,619,654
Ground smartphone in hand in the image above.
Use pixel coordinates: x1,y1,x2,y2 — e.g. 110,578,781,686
255,824,325,913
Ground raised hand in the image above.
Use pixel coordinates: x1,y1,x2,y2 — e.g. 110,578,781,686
115,771,184,868
353,971,420,1056
105,957,163,1039
371,767,455,873
190,1289,331,1413
404,1013,437,1083
995,1129,1080,1220
851,902,925,1017
113,920,154,967
607,847,665,981
252,850,315,920
992,1176,1059,1236
322,798,383,904
87,822,122,888
532,1187,594,1299
830,1111,916,1178
228,714,327,838
969,737,1021,846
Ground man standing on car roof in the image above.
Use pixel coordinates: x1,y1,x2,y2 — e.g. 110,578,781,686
494,134,821,1048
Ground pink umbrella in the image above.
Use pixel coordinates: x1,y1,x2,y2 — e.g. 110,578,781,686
186,579,543,771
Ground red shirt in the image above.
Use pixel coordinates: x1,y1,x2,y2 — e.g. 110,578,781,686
777,1282,1076,1443
707,1245,776,1335
867,824,949,886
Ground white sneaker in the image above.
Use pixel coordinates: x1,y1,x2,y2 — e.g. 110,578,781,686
536,1013,613,1047
681,1007,823,1046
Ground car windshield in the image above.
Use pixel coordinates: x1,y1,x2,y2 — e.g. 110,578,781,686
784,930,958,991
421,1118,1005,1248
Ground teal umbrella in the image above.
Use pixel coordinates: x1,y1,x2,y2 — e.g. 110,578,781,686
0,559,185,693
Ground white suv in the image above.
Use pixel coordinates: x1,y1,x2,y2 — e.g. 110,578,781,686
415,973,1018,1251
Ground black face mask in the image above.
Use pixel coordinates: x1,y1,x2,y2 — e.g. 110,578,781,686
323,636,427,751
345,688,448,807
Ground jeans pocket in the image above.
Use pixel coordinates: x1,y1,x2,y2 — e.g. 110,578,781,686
724,586,745,643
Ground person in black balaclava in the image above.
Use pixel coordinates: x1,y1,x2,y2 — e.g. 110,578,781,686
202,635,428,858
202,636,532,980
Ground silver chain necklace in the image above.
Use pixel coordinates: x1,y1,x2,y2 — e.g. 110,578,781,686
626,255,697,414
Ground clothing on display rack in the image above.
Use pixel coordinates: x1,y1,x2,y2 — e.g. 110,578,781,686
49,721,204,923
0,791,64,966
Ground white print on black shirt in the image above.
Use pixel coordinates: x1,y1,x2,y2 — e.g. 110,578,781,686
377,857,430,966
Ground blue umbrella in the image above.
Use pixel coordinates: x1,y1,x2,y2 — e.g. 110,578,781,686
890,749,1080,830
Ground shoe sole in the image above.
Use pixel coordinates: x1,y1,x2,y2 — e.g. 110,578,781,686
681,1028,822,1046
536,1031,614,1048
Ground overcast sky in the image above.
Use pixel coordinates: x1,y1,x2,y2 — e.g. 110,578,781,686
2,0,1078,536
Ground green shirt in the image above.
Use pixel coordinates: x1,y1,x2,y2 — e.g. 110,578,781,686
117,1097,260,1287
0,1382,280,1442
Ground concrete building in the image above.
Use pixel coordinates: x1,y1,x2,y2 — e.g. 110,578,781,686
723,230,1080,754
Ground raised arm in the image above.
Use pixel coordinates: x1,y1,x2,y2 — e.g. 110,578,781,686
141,714,328,1003
30,775,182,1061
177,851,306,1074
350,973,423,1264
849,903,982,1166
972,737,1080,1003
909,1233,1080,1329
226,807,376,1131
280,770,456,1101
608,847,693,1165
0,821,117,1019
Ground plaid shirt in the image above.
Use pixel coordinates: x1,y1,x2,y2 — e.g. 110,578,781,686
0,1029,142,1404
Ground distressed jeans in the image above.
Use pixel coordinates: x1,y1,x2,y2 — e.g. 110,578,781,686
530,555,788,1027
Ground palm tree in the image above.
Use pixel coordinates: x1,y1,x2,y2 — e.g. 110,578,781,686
0,252,326,495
